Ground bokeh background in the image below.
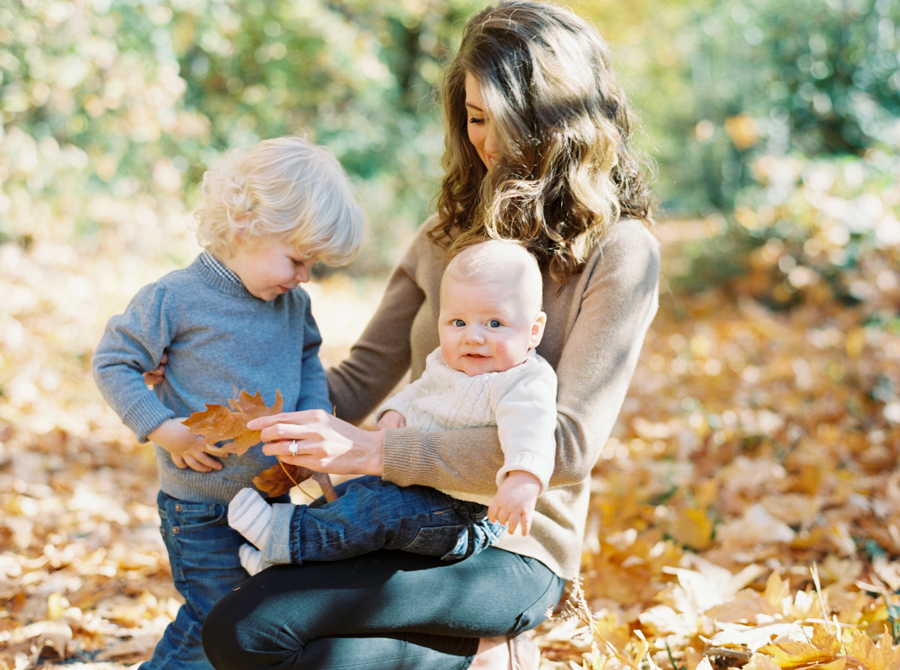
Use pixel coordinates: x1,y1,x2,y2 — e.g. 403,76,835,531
3,0,899,432
4,0,899,264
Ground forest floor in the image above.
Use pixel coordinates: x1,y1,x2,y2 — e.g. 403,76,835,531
2,219,900,670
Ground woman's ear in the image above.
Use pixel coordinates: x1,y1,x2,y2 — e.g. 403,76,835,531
530,311,547,348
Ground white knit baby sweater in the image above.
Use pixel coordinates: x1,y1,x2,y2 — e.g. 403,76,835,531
377,347,557,506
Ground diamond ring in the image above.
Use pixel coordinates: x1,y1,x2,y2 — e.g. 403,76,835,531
288,440,299,457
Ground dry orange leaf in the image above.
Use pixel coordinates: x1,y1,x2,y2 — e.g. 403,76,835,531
758,624,842,669
253,461,314,498
253,462,338,502
842,628,900,670
182,388,283,456
182,389,338,502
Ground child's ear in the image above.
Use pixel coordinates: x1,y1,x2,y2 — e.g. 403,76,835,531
530,311,547,348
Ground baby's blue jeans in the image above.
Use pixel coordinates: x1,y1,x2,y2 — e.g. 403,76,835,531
264,475,506,565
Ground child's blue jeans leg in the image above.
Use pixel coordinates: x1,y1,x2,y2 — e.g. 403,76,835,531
141,491,248,670
273,475,506,564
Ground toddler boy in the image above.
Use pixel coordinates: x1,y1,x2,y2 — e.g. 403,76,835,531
92,136,364,670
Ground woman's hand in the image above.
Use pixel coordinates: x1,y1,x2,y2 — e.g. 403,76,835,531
248,410,385,477
143,353,168,387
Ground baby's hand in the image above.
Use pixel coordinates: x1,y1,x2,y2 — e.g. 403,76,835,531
377,410,407,430
487,471,541,536
148,418,224,472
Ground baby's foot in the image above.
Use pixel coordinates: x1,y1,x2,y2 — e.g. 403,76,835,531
229,488,272,548
239,543,270,576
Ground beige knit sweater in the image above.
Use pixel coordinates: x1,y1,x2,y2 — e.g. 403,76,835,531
327,215,660,578
377,347,558,503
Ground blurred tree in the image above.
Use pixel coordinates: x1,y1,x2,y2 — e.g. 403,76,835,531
0,0,194,246
672,0,899,213
577,0,899,215
756,0,900,156
0,0,481,271
2,0,896,271
655,0,900,304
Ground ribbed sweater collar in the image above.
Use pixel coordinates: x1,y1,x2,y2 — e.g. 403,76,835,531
190,252,258,299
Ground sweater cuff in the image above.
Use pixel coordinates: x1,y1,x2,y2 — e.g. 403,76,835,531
123,395,176,443
496,453,554,494
382,427,443,489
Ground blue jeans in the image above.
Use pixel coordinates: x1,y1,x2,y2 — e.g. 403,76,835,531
202,547,566,669
144,491,286,670
273,476,506,564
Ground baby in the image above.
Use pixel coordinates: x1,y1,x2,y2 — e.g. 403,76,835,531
230,238,558,574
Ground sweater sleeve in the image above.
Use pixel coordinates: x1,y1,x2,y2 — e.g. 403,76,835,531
382,221,660,496
91,283,178,442
296,297,334,413
492,357,558,493
326,235,429,425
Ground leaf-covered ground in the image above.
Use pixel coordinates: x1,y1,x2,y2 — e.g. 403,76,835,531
2,220,899,669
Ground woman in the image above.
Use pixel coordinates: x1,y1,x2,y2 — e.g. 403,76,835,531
201,1,660,668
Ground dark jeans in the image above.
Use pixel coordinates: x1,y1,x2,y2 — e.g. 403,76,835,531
201,547,565,670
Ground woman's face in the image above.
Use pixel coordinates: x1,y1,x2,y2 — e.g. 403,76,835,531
464,72,499,169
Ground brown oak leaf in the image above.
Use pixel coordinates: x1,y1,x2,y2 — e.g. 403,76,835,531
253,462,338,502
182,388,283,456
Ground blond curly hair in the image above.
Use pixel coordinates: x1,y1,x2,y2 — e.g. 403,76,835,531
196,136,364,266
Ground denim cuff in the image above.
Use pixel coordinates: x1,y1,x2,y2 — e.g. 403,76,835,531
263,502,297,565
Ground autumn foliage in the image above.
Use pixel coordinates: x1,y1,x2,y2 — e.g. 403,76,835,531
2,222,900,669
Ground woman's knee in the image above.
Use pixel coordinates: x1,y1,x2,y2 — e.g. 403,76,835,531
201,590,253,669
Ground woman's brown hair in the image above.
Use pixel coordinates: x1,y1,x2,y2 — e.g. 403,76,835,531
435,0,653,282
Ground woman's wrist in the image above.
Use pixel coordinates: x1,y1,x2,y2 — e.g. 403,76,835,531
361,428,386,476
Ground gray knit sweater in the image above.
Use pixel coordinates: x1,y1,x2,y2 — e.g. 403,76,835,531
92,253,332,504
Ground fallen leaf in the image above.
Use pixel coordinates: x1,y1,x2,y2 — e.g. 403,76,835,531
842,627,900,670
253,462,338,503
182,388,283,456
95,635,159,661
757,624,842,668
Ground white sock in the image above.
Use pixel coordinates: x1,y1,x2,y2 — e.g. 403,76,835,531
229,488,272,548
239,543,270,576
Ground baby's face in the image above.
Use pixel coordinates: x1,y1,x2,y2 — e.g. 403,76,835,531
438,274,545,377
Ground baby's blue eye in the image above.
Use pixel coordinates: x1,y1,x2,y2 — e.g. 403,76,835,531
454,319,466,327
489,320,501,328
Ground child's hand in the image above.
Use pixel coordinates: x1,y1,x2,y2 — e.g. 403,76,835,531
148,418,225,472
143,353,168,388
377,410,407,430
487,471,541,536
